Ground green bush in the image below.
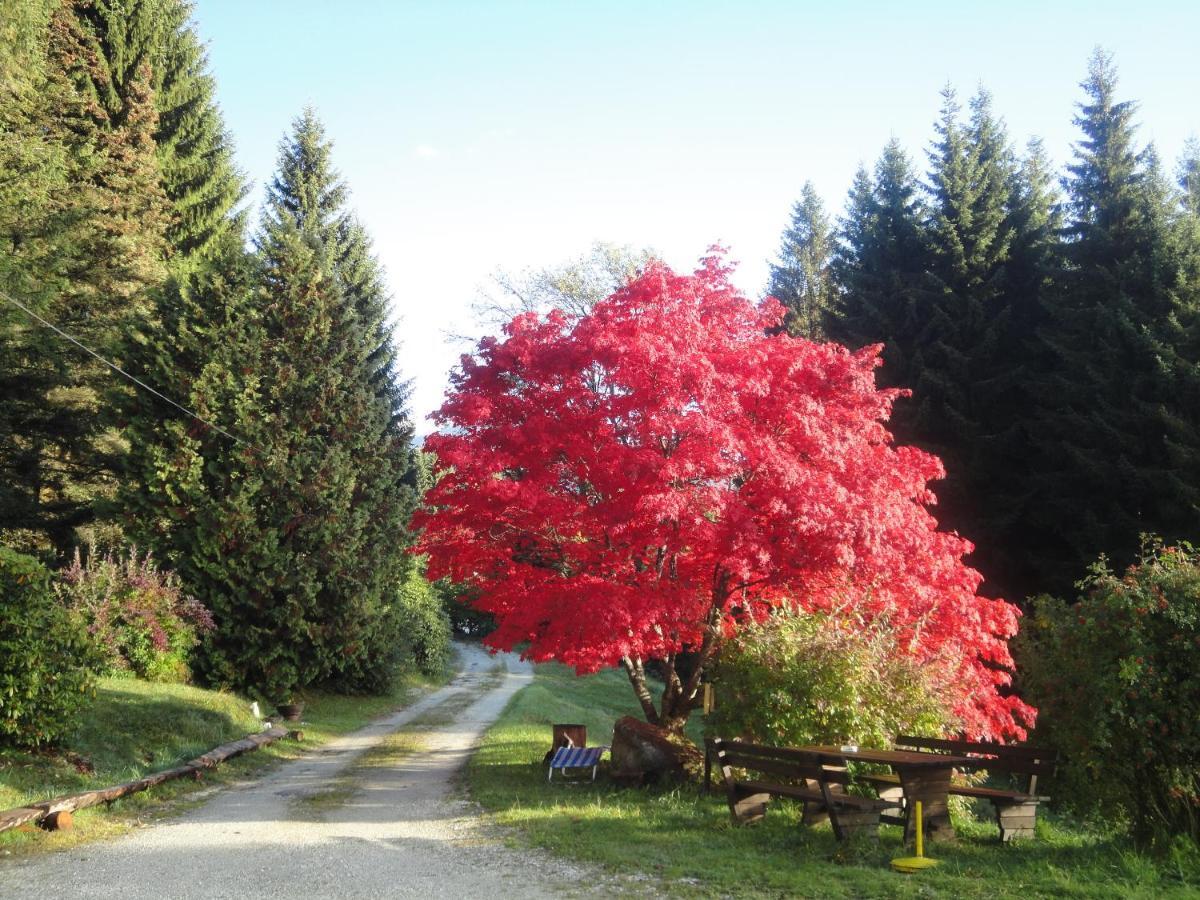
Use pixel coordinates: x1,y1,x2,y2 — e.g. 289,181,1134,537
55,545,214,683
0,547,97,748
708,608,952,750
324,565,452,694
396,567,453,677
1016,539,1200,849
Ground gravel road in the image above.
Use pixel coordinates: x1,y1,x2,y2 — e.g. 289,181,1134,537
2,644,606,899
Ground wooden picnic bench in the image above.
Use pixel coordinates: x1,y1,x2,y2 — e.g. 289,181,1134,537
859,735,1058,842
706,738,890,841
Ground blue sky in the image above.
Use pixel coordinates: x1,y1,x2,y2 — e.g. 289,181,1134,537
192,0,1199,429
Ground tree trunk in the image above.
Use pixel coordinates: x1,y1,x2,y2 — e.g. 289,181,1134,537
622,577,731,732
621,656,660,725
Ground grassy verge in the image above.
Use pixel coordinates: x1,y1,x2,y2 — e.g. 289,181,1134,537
468,664,1200,899
0,663,454,858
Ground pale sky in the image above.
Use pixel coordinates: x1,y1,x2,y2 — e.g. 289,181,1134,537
193,0,1200,431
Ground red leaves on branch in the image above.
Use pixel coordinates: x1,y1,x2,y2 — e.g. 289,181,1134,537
415,252,1034,740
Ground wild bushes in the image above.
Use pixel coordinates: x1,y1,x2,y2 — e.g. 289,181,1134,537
708,607,952,749
0,548,96,748
56,546,215,683
1017,540,1200,849
395,566,453,678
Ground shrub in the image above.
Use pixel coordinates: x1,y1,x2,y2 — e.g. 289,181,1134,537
708,607,953,750
396,567,453,678
55,545,214,683
1016,539,1200,849
324,565,453,694
0,547,97,748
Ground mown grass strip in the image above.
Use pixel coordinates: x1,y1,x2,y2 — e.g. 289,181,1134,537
468,663,1200,899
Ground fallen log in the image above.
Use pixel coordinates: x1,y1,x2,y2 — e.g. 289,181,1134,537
0,726,292,834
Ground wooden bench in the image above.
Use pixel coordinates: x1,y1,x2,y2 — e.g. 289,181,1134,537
706,738,890,841
860,735,1057,842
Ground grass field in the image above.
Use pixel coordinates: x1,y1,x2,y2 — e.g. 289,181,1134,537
0,665,452,858
468,664,1200,899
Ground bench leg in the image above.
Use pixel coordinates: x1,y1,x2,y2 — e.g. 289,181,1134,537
873,784,906,825
831,808,881,841
801,800,829,827
730,788,771,825
896,765,956,842
995,800,1039,842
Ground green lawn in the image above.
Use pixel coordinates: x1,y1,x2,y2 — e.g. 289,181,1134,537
0,666,451,857
468,664,1200,898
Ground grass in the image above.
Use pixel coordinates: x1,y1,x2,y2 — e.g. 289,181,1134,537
0,664,453,858
468,664,1200,899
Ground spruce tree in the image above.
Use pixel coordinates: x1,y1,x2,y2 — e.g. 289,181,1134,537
827,139,935,434
1,0,168,555
64,0,245,265
910,88,1027,592
1030,50,1195,592
123,111,416,699
768,181,835,338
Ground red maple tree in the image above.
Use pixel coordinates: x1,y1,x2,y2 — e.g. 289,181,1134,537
416,253,1034,739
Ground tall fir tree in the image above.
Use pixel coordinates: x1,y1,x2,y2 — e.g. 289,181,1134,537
1030,50,1196,593
1,0,169,555
827,139,935,434
767,181,835,338
64,0,245,266
908,88,1028,594
123,111,417,699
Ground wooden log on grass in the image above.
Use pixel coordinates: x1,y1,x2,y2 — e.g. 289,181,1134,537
0,726,291,833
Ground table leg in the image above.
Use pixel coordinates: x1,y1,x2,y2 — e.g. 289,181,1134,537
895,764,955,842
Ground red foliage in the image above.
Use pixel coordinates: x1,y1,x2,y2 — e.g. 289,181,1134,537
415,253,1034,740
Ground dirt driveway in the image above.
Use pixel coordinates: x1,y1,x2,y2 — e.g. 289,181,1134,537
3,644,604,899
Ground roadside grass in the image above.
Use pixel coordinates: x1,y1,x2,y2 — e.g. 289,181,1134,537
468,664,1200,899
0,663,454,858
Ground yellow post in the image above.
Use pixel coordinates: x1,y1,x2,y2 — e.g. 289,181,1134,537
891,798,939,872
915,801,924,858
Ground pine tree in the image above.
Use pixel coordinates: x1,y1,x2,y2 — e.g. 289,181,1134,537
768,181,835,338
977,138,1064,597
123,111,417,700
1030,50,1195,593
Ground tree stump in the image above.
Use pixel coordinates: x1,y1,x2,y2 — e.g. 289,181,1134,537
610,716,704,784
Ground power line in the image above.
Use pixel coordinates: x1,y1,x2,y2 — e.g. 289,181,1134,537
2,289,252,448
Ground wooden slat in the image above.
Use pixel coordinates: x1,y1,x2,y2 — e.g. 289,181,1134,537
895,736,1057,779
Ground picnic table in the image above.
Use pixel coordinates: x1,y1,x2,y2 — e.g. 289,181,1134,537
796,745,973,841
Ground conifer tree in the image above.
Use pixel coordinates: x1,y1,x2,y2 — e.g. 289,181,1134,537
64,0,245,265
1,0,168,554
907,88,1027,590
123,111,417,699
1030,50,1196,592
826,140,934,435
768,181,835,338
